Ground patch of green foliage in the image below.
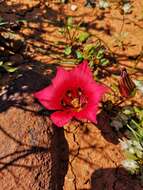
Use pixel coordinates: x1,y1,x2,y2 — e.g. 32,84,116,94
59,16,113,71
118,106,143,183
0,16,19,79
0,61,18,78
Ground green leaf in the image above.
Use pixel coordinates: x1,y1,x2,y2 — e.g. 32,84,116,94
0,16,7,26
59,28,65,34
2,62,18,73
0,61,3,66
100,58,109,66
84,42,100,53
64,46,72,55
67,16,73,30
96,48,104,59
89,60,94,67
137,127,143,138
127,123,140,141
84,45,95,56
84,44,94,52
123,106,134,115
5,62,13,66
3,65,18,73
77,32,90,43
0,21,8,26
124,151,138,160
76,50,84,60
135,149,143,159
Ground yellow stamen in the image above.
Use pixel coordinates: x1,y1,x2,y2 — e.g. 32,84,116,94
71,98,80,109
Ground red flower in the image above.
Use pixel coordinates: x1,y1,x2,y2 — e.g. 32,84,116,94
34,61,108,127
118,68,136,97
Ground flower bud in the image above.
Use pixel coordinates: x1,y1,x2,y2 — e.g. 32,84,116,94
118,68,136,97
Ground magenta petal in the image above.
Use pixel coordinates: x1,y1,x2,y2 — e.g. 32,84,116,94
34,85,62,110
75,83,109,123
89,83,109,103
52,67,69,87
71,60,93,81
51,111,73,127
75,105,98,123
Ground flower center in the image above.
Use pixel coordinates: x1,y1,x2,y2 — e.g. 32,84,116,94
71,98,80,108
61,88,87,112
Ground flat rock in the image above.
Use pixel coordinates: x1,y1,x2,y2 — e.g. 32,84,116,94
0,65,68,190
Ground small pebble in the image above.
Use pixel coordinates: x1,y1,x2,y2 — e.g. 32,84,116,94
70,4,77,11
